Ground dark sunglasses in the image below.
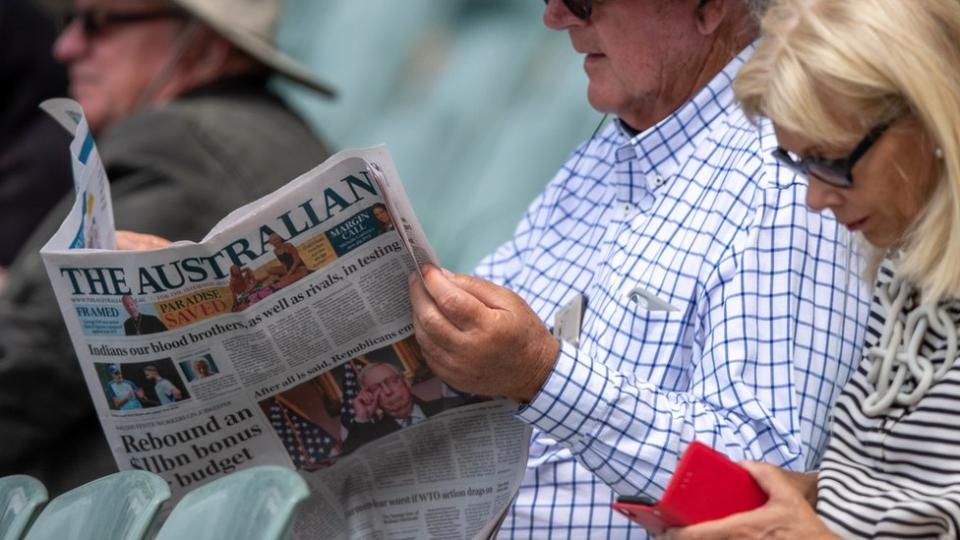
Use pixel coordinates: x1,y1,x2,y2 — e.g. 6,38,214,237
61,8,185,38
543,0,593,20
772,121,892,188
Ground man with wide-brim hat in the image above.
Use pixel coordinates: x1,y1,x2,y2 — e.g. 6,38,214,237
55,0,335,134
170,0,335,97
0,0,334,494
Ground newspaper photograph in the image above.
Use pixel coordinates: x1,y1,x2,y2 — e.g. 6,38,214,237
39,100,530,539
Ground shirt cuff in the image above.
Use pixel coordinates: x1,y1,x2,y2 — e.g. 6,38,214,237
516,339,621,447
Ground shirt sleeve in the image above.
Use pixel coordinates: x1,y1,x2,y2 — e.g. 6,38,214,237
515,179,870,497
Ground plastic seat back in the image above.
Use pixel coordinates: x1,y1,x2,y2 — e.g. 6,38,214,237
0,475,48,540
155,466,309,540
23,471,169,540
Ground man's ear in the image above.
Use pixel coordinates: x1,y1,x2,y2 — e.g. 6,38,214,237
695,0,729,35
183,28,232,80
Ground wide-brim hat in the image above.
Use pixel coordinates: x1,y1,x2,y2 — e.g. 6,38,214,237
170,0,335,98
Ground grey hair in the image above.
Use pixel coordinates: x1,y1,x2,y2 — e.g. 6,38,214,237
358,362,402,388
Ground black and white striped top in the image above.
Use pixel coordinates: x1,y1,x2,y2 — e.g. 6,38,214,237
818,264,960,539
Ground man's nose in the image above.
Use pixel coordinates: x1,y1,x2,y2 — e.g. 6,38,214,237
543,0,588,30
53,19,87,64
804,176,845,213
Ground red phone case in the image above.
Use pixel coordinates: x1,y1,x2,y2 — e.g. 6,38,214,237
611,441,768,534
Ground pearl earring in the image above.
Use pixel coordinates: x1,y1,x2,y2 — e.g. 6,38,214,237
935,147,945,159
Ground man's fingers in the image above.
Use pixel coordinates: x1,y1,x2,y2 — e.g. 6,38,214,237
439,267,517,311
410,278,467,354
420,266,488,327
413,266,487,332
115,230,172,250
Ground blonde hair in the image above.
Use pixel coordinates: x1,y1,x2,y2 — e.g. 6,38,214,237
735,0,960,300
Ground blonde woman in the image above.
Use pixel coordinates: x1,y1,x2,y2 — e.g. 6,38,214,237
665,0,960,538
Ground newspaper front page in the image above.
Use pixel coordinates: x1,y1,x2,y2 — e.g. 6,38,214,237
39,101,530,539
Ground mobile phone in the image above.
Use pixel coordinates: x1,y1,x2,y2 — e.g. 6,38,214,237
611,441,768,535
616,494,657,506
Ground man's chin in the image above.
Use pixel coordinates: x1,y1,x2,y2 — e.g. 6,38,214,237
383,403,412,418
585,85,624,117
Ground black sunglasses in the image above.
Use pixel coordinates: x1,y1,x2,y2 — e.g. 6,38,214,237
543,0,593,20
61,8,185,38
772,121,893,188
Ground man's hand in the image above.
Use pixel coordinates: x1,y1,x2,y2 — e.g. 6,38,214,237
351,388,380,422
408,265,560,402
661,463,836,540
115,230,172,250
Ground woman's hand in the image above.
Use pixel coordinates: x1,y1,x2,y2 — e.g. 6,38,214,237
115,231,172,250
661,463,836,540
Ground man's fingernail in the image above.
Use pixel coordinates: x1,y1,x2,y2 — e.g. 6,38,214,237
441,267,455,279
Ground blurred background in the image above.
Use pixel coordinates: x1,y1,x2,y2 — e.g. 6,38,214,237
273,0,599,272
27,0,600,272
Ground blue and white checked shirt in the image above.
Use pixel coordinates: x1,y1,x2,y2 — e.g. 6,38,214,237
477,47,873,538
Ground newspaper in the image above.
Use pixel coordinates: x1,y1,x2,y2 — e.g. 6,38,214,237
39,100,530,539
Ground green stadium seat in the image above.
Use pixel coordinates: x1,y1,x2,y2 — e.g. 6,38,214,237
24,471,168,540
0,475,47,540
155,466,308,540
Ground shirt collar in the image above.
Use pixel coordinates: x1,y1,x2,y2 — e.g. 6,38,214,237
613,43,757,185
394,403,426,427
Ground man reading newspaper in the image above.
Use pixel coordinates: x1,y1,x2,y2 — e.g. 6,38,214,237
407,0,872,538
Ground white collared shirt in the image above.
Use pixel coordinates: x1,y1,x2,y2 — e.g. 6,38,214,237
394,403,427,428
478,45,872,539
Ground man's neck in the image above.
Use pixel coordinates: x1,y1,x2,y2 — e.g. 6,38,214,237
689,25,756,103
621,28,757,132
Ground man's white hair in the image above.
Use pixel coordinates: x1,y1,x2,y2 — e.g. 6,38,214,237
358,362,402,388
